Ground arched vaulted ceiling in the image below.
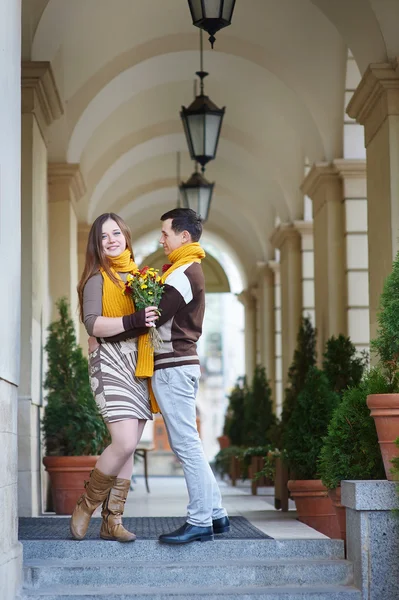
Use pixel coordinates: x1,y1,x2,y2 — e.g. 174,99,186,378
22,0,399,284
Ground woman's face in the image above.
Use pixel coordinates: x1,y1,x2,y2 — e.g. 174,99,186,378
101,219,127,257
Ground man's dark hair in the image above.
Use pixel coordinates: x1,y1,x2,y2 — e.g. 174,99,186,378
161,208,202,242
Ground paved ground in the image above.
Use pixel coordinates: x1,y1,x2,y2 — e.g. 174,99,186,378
124,476,327,540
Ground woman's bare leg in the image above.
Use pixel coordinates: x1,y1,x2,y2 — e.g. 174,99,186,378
116,419,147,479
96,419,141,476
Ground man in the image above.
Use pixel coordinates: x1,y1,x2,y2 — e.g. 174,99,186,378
105,208,229,544
151,208,229,544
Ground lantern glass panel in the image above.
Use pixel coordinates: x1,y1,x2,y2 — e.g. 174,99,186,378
187,114,205,156
205,113,221,156
222,0,235,20
203,0,221,18
198,187,211,220
189,0,203,21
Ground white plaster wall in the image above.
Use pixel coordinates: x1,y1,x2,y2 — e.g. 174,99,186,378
0,0,23,596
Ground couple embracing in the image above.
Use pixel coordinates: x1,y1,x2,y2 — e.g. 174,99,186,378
70,208,229,545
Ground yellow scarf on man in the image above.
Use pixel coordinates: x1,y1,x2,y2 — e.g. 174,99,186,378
161,242,206,283
100,249,160,413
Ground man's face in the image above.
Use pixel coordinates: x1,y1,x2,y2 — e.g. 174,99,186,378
159,218,189,255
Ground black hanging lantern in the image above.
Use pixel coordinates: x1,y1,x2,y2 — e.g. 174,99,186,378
187,0,236,48
179,165,214,222
180,31,225,171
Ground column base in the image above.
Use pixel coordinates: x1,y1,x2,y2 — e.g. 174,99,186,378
0,542,23,599
342,480,399,599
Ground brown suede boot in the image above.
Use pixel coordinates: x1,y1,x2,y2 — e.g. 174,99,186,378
100,478,136,542
70,468,117,540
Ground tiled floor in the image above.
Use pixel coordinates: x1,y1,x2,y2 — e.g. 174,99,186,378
124,476,327,540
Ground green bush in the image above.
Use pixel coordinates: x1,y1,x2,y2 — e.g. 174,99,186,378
280,316,317,439
318,369,387,489
214,446,243,477
244,366,276,447
42,298,110,456
284,367,339,480
323,334,367,397
223,376,248,446
371,251,399,387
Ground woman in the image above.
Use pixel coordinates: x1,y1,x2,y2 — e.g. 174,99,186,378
70,213,158,543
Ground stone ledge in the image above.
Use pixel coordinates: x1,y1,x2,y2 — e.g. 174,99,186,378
342,480,399,511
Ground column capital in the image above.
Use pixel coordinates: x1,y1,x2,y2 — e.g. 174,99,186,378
21,61,63,138
293,220,313,236
333,159,367,198
347,61,399,146
301,163,342,217
237,289,256,309
332,158,366,178
268,260,280,277
270,223,300,251
256,261,274,281
48,163,86,206
301,162,340,198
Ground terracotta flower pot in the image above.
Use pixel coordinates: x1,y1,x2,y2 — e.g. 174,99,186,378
43,455,98,515
367,393,399,480
217,435,230,450
288,479,340,538
328,486,346,544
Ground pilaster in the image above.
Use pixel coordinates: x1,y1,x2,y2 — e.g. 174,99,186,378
270,224,302,389
302,164,347,361
48,163,86,334
347,61,399,344
237,288,257,380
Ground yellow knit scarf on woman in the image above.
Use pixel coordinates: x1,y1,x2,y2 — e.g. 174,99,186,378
162,242,206,283
100,249,160,413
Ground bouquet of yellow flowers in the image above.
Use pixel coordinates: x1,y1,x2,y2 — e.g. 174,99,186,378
124,266,165,350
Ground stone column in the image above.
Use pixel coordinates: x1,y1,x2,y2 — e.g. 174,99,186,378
20,62,63,517
302,165,347,361
294,221,315,325
334,159,370,354
0,0,23,596
270,224,302,388
237,289,257,380
256,262,276,402
48,164,86,337
268,260,283,416
347,62,399,343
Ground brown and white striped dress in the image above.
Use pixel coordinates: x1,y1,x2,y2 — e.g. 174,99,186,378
83,273,152,423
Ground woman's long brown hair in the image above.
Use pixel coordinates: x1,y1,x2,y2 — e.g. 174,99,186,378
77,213,135,322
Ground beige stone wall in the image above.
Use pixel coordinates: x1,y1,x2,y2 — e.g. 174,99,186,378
19,113,49,517
0,0,23,595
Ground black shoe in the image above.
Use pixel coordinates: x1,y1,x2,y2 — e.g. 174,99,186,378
212,515,230,534
159,522,214,545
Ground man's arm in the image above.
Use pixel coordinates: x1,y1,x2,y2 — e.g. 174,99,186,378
101,283,184,343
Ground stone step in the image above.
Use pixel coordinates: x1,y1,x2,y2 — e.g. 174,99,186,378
23,558,353,589
22,539,345,562
20,583,362,600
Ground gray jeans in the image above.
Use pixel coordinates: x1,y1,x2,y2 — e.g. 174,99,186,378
152,365,227,527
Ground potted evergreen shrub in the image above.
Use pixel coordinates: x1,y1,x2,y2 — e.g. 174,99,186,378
367,252,399,479
322,334,367,397
319,369,386,543
219,376,247,450
274,316,317,510
285,367,340,537
244,365,276,492
42,298,110,514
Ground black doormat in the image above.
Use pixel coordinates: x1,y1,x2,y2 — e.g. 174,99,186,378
19,516,271,540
